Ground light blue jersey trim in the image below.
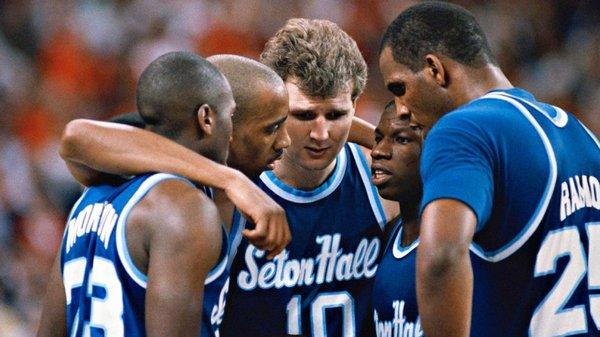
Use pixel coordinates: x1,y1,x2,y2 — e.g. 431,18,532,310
205,253,228,284
469,93,558,263
228,210,246,269
348,143,387,229
115,173,196,288
259,146,347,203
497,92,568,128
392,226,419,259
389,219,479,259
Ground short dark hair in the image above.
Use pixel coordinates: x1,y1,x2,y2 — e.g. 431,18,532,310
136,51,230,138
380,1,497,72
208,54,285,126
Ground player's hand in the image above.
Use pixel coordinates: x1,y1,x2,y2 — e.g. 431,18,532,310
224,171,291,259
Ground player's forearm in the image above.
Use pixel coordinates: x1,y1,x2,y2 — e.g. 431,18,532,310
349,116,375,149
60,119,239,190
416,240,472,337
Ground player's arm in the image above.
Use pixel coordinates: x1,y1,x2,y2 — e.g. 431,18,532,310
60,119,290,258
415,114,494,337
417,199,476,337
59,119,240,188
133,180,222,337
349,116,375,149
37,252,67,337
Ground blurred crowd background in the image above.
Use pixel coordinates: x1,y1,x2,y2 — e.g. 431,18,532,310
0,0,598,335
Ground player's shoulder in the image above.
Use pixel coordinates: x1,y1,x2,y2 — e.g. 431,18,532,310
129,176,218,234
431,90,539,145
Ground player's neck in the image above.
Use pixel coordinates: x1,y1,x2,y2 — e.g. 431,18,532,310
400,202,419,247
455,65,513,107
274,154,337,190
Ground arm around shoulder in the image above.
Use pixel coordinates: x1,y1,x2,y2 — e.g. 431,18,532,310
349,116,376,149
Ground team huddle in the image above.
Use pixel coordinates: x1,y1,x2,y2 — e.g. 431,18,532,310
36,2,600,337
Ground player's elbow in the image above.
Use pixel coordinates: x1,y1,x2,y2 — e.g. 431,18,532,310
416,238,470,282
60,119,93,161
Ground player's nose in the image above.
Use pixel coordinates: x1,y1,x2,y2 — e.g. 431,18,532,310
309,116,329,142
396,102,410,121
275,124,290,150
371,139,392,160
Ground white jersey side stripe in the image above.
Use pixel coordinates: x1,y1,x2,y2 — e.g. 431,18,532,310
470,93,558,262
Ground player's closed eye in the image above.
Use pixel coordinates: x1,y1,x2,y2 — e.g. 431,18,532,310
395,136,410,144
292,111,315,121
326,111,347,120
387,82,406,97
265,123,280,134
374,132,383,144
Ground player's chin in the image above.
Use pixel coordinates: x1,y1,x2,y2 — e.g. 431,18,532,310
300,152,337,170
373,177,402,200
302,158,335,171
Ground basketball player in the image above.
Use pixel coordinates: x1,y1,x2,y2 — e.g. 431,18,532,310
369,101,424,337
59,55,293,259
37,52,235,337
379,2,600,336
60,21,396,335
220,18,398,337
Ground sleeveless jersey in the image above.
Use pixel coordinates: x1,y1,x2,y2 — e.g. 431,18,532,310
60,173,231,337
221,142,387,337
420,88,600,336
371,219,423,337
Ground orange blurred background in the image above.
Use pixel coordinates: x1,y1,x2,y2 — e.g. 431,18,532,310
0,1,598,335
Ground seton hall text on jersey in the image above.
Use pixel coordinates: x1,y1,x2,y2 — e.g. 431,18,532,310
65,202,118,253
374,300,423,337
238,233,380,290
560,175,600,221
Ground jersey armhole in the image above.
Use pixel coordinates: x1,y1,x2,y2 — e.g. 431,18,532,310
470,93,558,262
227,209,246,269
348,142,387,229
115,173,196,288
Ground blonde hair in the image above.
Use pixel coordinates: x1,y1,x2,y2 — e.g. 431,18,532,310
260,18,367,100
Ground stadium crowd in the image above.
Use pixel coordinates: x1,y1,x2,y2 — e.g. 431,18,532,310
0,0,598,335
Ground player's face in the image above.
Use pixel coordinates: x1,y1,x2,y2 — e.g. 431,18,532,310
283,80,354,171
228,87,290,179
371,101,422,202
379,46,453,129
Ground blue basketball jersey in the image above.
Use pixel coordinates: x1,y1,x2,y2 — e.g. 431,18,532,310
220,143,387,337
420,88,600,336
60,173,232,337
371,219,423,337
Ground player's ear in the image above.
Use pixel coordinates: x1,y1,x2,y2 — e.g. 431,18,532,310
424,54,448,88
196,104,214,137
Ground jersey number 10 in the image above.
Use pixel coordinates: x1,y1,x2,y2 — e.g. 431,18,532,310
286,292,356,337
530,223,600,336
